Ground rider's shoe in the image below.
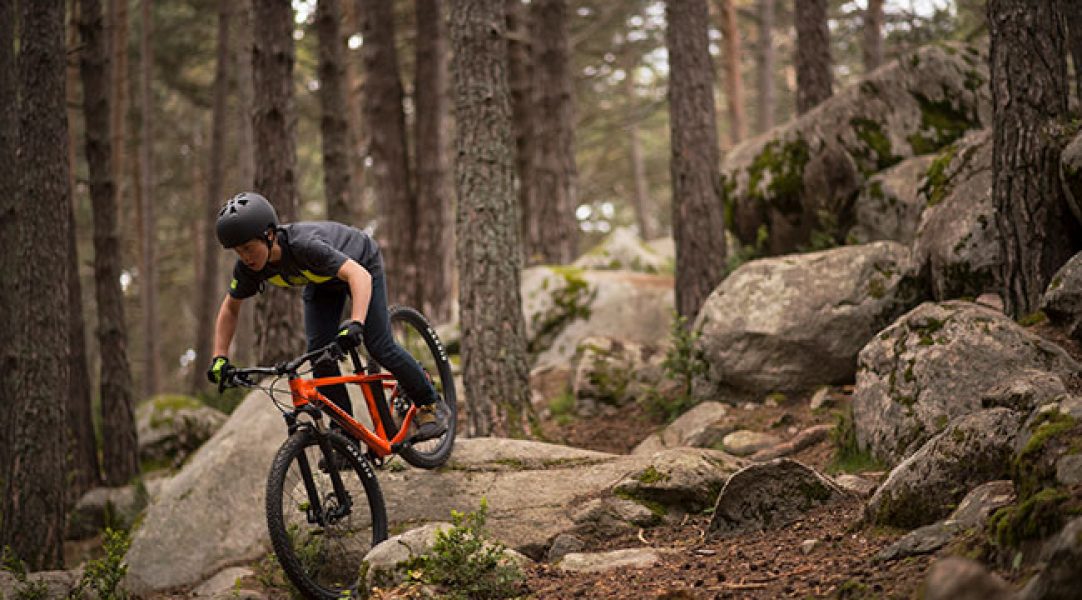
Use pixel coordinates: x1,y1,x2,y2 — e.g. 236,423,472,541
412,404,447,442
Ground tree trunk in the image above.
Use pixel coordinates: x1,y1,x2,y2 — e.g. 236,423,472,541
81,0,137,487
1,0,71,569
108,0,128,234
0,0,17,486
1068,3,1082,110
506,0,536,263
252,0,303,365
863,0,884,72
413,0,454,324
794,0,832,115
623,61,654,240
341,0,367,222
191,2,231,393
756,0,775,133
667,0,727,320
233,0,257,366
529,0,579,264
989,0,1080,317
449,0,535,438
315,0,353,224
67,0,103,502
138,0,160,398
718,0,746,144
359,0,416,306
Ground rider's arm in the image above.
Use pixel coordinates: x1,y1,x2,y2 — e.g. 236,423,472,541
337,259,372,324
212,294,244,357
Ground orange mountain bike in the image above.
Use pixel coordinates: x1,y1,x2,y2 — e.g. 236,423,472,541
223,305,456,599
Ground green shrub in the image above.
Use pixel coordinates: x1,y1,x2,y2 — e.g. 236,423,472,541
405,499,524,600
826,407,885,474
642,314,707,422
70,527,132,600
0,547,48,600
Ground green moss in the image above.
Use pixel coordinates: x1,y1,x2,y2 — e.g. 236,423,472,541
827,407,887,474
746,139,811,214
549,389,576,418
1050,276,1064,291
921,144,958,206
851,118,901,173
1017,311,1048,327
867,180,885,201
150,394,203,413
614,488,669,517
990,487,1072,548
636,465,669,485
867,277,886,299
907,94,977,155
964,69,984,91
1019,413,1077,462
529,267,597,354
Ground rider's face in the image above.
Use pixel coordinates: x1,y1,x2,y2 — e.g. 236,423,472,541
233,237,270,271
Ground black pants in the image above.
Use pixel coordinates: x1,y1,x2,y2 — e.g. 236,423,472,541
302,265,437,417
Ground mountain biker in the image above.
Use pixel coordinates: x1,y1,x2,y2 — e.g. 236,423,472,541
205,191,446,442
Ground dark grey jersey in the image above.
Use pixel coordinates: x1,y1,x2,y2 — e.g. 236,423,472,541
227,221,382,299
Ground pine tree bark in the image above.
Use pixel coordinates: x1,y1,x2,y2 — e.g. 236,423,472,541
252,0,303,365
413,0,454,324
191,2,231,393
138,0,160,398
359,0,416,306
0,0,17,483
718,0,746,144
989,0,1081,317
756,0,775,133
623,60,654,240
506,0,537,263
233,1,257,366
108,0,128,227
667,0,727,320
1,0,71,569
80,0,137,487
315,0,354,224
863,0,884,72
341,0,367,221
67,0,104,502
794,0,832,114
529,0,579,264
1068,3,1082,110
449,0,535,438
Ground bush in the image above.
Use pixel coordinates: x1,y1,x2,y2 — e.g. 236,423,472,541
641,313,706,422
71,527,132,600
405,499,524,600
0,547,48,600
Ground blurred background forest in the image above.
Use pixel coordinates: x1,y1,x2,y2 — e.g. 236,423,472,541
66,0,986,402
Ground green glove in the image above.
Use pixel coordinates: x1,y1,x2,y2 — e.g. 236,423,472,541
206,355,231,384
336,320,365,351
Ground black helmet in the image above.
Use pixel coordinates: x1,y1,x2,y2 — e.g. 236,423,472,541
216,192,279,248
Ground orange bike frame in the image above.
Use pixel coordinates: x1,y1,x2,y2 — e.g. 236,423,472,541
288,373,417,459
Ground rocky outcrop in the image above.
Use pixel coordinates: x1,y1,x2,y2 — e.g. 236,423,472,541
921,557,1014,600
866,408,1022,528
1018,517,1082,600
631,402,732,455
521,266,674,370
721,43,989,255
571,336,665,415
708,459,848,537
573,227,671,274
912,130,999,301
1041,251,1082,340
693,242,926,398
853,301,1079,463
136,394,228,467
849,154,935,245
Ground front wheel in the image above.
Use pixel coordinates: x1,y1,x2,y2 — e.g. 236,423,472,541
386,305,457,469
265,429,387,599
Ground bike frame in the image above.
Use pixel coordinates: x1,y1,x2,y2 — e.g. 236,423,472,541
288,371,418,459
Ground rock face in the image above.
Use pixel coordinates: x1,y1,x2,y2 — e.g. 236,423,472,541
1019,517,1082,600
67,480,165,540
922,557,1014,600
136,394,228,466
853,301,1079,463
912,130,1000,301
708,459,848,537
721,43,989,255
125,391,288,595
571,336,665,415
1041,251,1082,340
1060,130,1082,226
572,227,671,274
849,154,935,245
693,242,926,398
866,408,1022,528
521,266,675,370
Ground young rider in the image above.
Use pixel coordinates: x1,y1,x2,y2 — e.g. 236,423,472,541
205,191,446,441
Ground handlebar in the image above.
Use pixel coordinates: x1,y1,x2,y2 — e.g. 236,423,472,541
221,341,347,391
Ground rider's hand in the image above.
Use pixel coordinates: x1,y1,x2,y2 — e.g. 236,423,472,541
207,355,234,385
336,320,365,351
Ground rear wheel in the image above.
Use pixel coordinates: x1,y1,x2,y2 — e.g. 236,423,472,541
265,429,387,599
386,305,457,469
